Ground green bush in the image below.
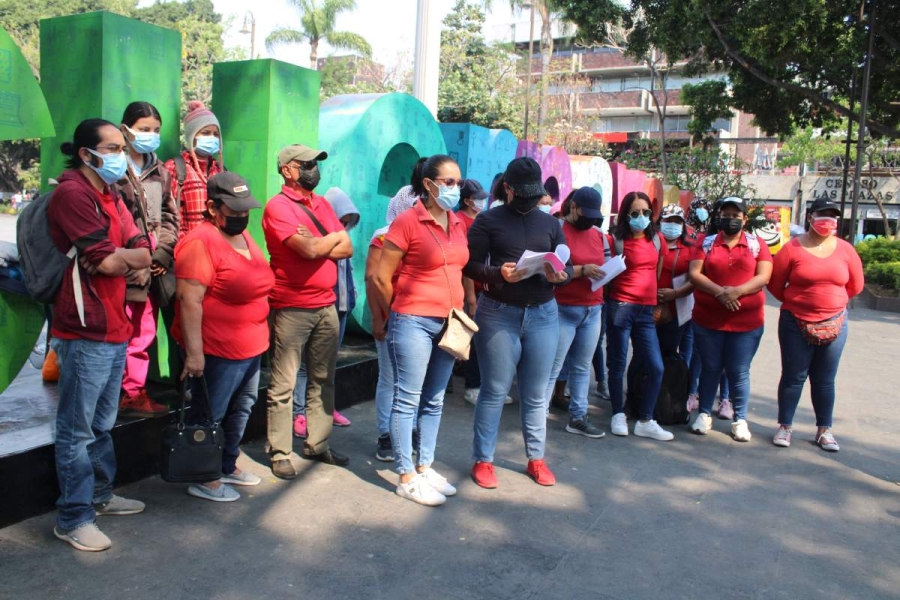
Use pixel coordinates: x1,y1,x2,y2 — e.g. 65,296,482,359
856,238,900,266
864,261,900,290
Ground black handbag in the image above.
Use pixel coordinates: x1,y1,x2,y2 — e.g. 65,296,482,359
160,377,224,483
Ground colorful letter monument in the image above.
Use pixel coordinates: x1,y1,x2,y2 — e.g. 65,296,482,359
318,93,448,332
439,123,517,192
0,28,54,141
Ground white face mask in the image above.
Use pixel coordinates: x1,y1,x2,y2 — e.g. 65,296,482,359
472,199,486,212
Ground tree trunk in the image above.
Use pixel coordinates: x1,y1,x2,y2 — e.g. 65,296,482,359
310,39,319,70
536,18,553,144
646,56,669,180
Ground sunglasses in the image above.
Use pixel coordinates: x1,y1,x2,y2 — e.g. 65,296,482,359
429,177,461,188
629,209,652,218
289,160,317,170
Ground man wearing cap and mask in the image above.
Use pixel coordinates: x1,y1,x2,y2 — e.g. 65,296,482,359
262,144,353,478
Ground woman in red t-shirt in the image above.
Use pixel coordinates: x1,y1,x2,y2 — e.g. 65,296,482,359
174,172,274,502
688,197,773,442
607,191,673,441
767,198,864,452
655,204,696,357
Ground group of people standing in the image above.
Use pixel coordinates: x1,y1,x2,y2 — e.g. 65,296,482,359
43,100,865,549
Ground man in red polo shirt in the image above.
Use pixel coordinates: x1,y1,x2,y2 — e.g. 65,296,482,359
262,144,353,479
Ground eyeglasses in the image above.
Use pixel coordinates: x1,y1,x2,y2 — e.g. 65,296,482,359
289,160,317,170
94,144,126,154
629,209,652,218
429,177,461,188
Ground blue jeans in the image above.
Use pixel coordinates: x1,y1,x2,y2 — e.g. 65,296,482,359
51,338,126,530
374,337,393,435
294,310,348,416
656,317,689,358
473,297,558,462
693,323,764,421
777,310,848,428
686,322,730,398
545,304,603,420
388,312,455,475
189,354,260,475
606,301,664,421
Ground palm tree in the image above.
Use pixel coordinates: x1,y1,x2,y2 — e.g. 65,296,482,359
265,0,372,70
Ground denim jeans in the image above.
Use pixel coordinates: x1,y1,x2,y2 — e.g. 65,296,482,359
592,303,607,384
473,297,558,462
293,309,348,416
656,317,689,358
374,337,393,435
606,301,664,421
686,322,730,398
777,310,848,428
188,354,261,475
693,323,764,421
464,339,481,389
545,304,603,420
51,338,126,530
388,312,455,475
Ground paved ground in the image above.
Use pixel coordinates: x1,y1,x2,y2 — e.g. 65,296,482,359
1,266,899,598
0,213,16,243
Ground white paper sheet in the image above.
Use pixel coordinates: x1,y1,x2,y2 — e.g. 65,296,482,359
672,273,695,326
515,244,570,279
589,255,627,291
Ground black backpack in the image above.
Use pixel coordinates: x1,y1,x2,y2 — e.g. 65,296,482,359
625,354,690,426
16,190,75,303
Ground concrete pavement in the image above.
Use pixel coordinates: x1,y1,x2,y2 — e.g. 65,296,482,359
0,301,898,600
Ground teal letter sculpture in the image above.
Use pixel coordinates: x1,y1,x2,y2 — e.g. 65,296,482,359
439,123,517,192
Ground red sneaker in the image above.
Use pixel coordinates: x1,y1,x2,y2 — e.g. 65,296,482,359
527,459,556,486
119,390,169,418
333,410,351,427
293,414,307,438
471,461,498,489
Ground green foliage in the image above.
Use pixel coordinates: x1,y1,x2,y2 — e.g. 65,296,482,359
319,56,397,101
864,261,900,290
437,1,524,135
776,125,854,171
680,80,733,141
266,0,371,70
855,237,900,266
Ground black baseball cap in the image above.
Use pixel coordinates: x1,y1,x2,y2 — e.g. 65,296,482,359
460,179,488,201
719,196,747,214
809,198,841,215
571,186,603,219
503,157,547,199
207,172,261,211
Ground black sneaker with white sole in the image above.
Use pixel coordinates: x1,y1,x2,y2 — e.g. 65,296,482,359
565,417,607,439
375,433,395,462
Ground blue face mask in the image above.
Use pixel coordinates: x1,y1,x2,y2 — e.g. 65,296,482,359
434,185,460,212
86,148,128,184
125,126,160,154
472,199,486,212
660,222,684,240
695,208,709,223
539,204,552,214
194,135,220,157
629,214,651,232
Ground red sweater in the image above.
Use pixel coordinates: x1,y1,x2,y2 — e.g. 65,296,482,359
767,237,864,321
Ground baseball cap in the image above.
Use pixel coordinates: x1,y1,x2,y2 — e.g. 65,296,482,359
460,179,488,201
207,172,261,211
660,204,686,221
503,157,546,199
719,196,747,214
571,186,603,219
277,144,328,168
809,197,841,215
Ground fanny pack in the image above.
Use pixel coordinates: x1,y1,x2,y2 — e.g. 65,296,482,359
795,310,846,346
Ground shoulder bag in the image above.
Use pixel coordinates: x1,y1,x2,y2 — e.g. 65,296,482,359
426,223,479,360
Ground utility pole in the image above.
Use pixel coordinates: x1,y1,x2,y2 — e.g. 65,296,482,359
849,0,877,243
838,69,858,239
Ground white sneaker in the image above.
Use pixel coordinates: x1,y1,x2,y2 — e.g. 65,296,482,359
396,474,447,507
731,419,752,442
634,419,674,441
690,412,712,435
610,413,629,436
504,395,514,405
419,467,457,496
464,388,479,406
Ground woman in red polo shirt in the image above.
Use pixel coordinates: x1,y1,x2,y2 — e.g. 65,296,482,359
606,191,672,441
767,198,863,452
655,204,696,357
688,197,773,441
174,172,275,502
372,154,469,507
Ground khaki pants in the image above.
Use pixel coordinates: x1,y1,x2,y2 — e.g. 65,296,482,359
267,306,339,460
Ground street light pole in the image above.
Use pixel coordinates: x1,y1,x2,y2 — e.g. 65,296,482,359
849,0,877,242
240,12,256,59
524,4,535,141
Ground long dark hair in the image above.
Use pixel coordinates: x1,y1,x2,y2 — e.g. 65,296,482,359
60,118,117,170
121,101,162,127
411,154,456,199
613,191,659,241
560,190,576,217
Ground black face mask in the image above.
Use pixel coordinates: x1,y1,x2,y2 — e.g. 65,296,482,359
510,195,540,214
298,165,321,191
573,216,601,231
220,214,249,236
717,217,743,235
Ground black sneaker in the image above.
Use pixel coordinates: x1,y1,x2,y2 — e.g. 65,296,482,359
595,379,610,400
565,417,607,439
375,433,395,462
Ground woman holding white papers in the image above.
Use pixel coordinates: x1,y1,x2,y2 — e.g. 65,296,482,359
655,205,696,357
606,191,674,441
543,187,608,440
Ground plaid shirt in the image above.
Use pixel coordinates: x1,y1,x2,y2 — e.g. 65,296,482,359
165,150,222,238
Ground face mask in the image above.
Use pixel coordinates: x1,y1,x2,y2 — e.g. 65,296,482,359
695,208,709,223
218,214,249,236
539,204,552,214
511,196,540,214
717,217,743,235
86,148,128,184
432,184,460,212
661,222,684,240
298,165,321,191
194,135,220,157
811,216,838,237
472,199,486,212
125,126,160,154
489,199,503,210
629,214,651,232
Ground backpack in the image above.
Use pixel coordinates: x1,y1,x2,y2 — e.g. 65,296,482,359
172,154,187,203
702,231,760,257
612,233,661,257
625,354,690,426
16,191,76,303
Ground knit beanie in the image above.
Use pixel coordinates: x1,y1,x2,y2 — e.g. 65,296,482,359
183,101,220,149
